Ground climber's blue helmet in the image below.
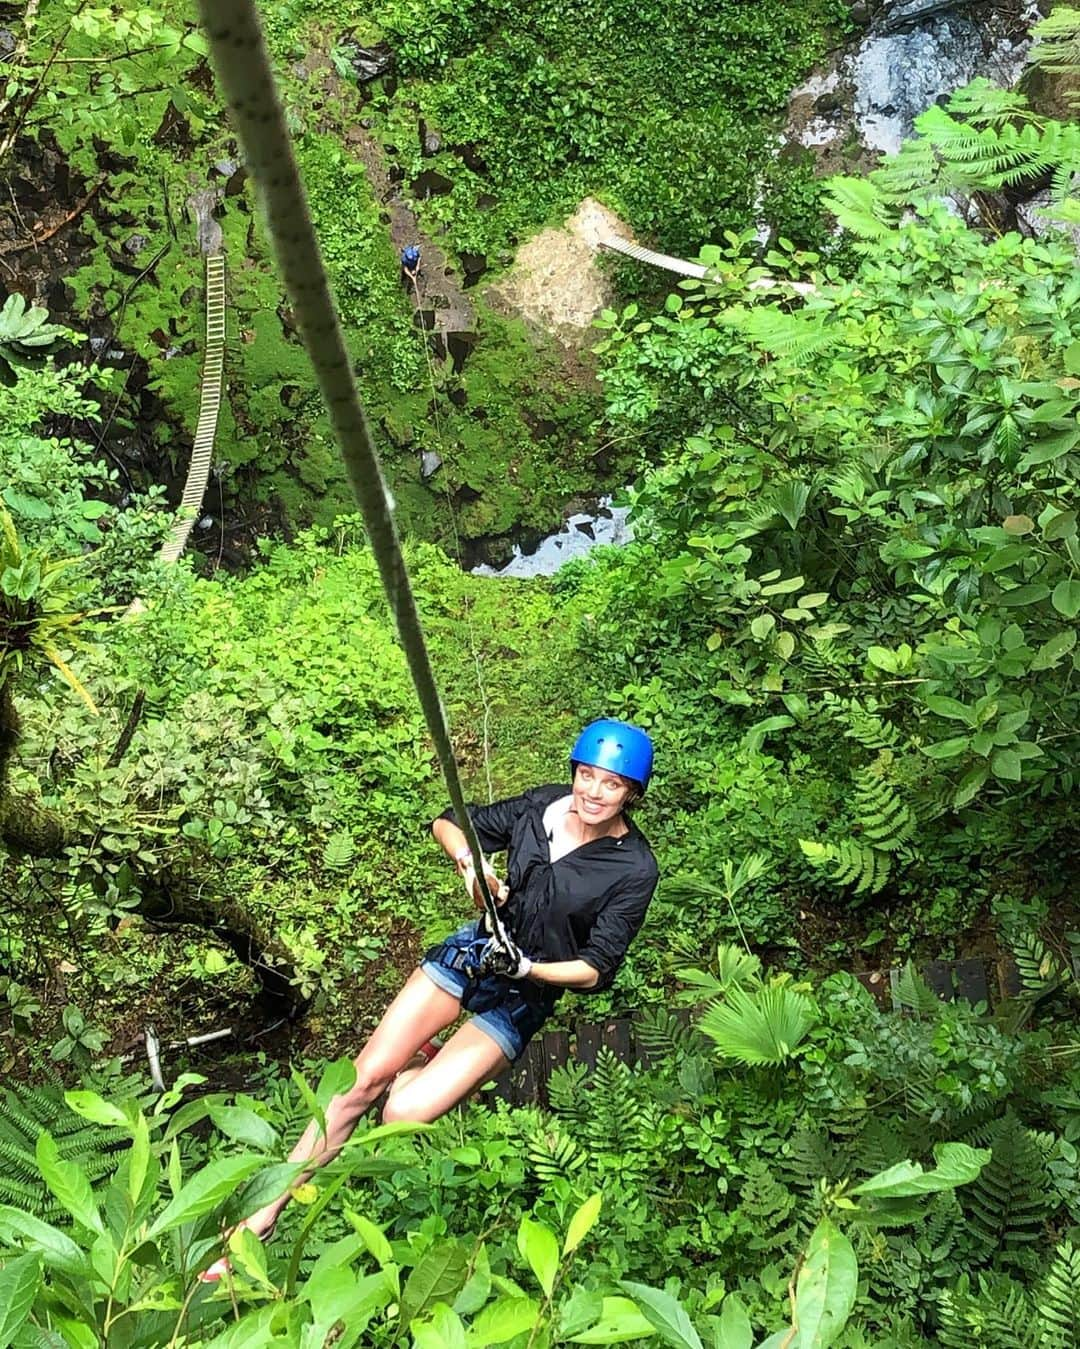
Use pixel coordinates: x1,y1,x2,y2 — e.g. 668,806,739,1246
401,244,421,263
570,719,654,795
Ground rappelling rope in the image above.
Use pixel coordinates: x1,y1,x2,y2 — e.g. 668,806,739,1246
159,252,227,564
409,272,494,804
196,0,511,950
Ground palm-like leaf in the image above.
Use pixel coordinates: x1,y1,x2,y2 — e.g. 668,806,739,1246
698,984,817,1066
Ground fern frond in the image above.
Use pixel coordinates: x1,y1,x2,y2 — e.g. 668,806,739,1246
938,1272,1039,1349
742,309,835,362
961,1114,1057,1266
799,837,892,895
546,1061,590,1126
824,176,899,240
895,962,942,1017
1012,930,1068,1000
1039,1239,1080,1349
526,1121,586,1184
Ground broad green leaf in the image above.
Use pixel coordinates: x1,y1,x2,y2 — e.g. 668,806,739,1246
0,1253,42,1347
923,694,973,723
851,1143,990,1198
571,1296,657,1344
1065,339,1080,375
953,765,988,809
466,1297,539,1346
207,1104,279,1151
760,575,804,596
774,631,795,660
147,1154,266,1236
128,1111,150,1205
63,1091,128,1128
992,749,1022,781
1030,629,1077,670
998,583,1051,607
1002,514,1035,535
1052,578,1080,619
716,1292,752,1349
347,1209,395,1267
517,1216,559,1298
228,1226,275,1291
399,1241,469,1329
563,1192,602,1255
0,1207,86,1278
453,1243,491,1315
413,1303,467,1349
921,736,969,760
619,1280,704,1349
35,1134,104,1235
750,614,775,639
791,1219,856,1348
1043,509,1077,541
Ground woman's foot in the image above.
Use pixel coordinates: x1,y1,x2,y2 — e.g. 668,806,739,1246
198,1217,278,1284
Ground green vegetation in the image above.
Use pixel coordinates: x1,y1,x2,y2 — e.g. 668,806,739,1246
2,1,1080,1344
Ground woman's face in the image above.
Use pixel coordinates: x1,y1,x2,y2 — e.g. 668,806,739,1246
572,762,635,827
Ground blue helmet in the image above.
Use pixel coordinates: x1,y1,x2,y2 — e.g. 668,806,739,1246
402,244,421,263
570,719,654,793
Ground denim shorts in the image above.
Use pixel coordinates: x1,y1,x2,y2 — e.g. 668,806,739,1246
420,921,549,1062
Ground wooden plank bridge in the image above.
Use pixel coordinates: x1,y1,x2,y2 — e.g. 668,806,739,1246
486,952,1026,1108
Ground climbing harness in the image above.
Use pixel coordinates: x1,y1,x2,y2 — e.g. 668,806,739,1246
195,0,513,953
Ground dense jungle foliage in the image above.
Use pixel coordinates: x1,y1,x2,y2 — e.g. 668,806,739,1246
1,0,1079,1345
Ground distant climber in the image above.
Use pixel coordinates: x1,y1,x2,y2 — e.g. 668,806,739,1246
400,243,421,289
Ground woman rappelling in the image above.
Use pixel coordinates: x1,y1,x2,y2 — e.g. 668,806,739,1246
202,718,657,1281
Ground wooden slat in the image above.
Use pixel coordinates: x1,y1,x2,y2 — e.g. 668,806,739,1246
602,1017,632,1066
854,970,892,1009
541,1030,569,1085
953,958,990,1008
998,954,1022,999
523,1039,548,1106
574,1023,603,1073
922,960,954,1002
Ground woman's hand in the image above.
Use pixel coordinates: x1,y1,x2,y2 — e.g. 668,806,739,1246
458,853,509,909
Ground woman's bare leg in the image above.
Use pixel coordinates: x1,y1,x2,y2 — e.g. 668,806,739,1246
381,1021,510,1124
238,968,461,1240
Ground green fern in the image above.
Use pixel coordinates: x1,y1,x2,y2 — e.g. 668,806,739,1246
895,962,942,1017
843,703,903,753
0,1084,122,1221
584,1048,647,1155
526,1121,586,1184
1040,1240,1080,1348
546,1061,590,1126
633,1005,709,1062
938,1272,1040,1349
322,829,356,870
1012,931,1069,1001
1030,5,1080,110
738,1159,800,1252
824,176,898,240
961,1114,1057,1267
799,836,891,896
800,758,914,896
742,308,836,362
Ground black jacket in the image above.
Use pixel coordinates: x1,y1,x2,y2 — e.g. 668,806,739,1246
437,784,659,1004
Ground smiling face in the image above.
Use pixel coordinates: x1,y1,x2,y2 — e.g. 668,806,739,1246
571,762,636,829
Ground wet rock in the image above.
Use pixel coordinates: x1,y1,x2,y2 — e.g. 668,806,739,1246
1016,190,1080,252
413,309,437,332
421,450,443,479
0,29,15,55
850,1,872,23
477,193,497,212
453,142,490,174
448,385,468,407
187,188,223,255
213,159,237,179
412,169,455,199
447,330,479,375
336,39,395,83
198,516,214,530
880,0,969,31
123,234,148,256
457,482,482,503
573,519,595,540
460,251,487,288
814,91,843,115
419,119,442,156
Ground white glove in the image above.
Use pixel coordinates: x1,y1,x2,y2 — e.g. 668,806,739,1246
479,936,532,980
